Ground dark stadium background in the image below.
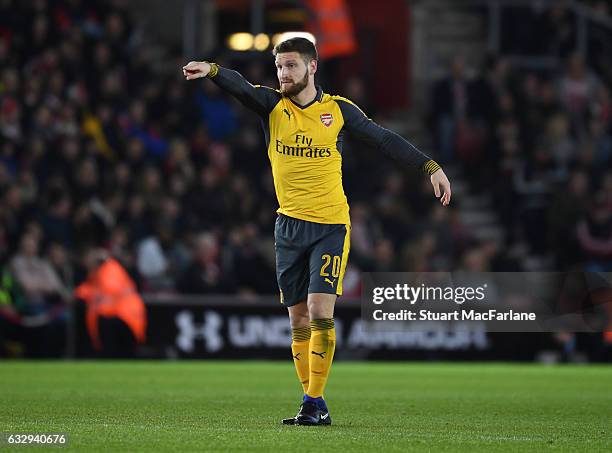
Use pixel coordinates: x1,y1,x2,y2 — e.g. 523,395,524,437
0,0,610,362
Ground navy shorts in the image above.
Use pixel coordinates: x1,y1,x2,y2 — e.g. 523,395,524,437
274,214,351,307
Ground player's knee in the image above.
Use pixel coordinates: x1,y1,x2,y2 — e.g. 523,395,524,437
307,293,336,320
288,301,309,328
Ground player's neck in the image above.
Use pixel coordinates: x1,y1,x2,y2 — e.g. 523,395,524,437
290,84,317,107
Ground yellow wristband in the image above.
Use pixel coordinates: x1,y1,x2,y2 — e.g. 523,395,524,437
423,159,441,175
206,62,219,78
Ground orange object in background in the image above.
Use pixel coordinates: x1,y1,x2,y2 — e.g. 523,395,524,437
305,0,356,59
75,258,146,350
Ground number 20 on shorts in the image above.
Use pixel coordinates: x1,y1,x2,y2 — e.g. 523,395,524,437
320,254,341,278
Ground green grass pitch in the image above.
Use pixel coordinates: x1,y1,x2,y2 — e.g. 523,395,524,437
1,361,611,452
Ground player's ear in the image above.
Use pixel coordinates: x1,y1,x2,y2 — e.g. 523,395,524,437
310,59,317,75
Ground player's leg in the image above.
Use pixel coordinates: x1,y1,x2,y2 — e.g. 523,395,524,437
296,223,350,425
281,300,309,425
306,223,350,400
276,258,310,396
275,214,313,425
306,293,336,399
295,293,335,425
287,301,310,393
275,215,310,391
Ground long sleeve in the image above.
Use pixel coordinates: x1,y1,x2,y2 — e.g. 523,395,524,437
336,98,441,175
209,66,281,117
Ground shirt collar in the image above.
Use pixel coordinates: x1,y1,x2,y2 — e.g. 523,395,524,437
315,85,323,102
287,86,324,109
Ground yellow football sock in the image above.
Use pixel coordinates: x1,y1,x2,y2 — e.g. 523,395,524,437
307,318,336,398
291,326,311,393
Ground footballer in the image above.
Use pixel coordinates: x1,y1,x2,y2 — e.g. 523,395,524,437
182,37,451,426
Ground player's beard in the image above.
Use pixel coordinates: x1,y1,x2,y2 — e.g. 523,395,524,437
280,70,309,97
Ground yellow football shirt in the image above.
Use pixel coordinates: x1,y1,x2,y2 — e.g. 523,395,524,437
210,66,440,225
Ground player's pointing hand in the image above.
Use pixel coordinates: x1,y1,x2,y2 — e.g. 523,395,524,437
430,168,451,206
182,61,211,80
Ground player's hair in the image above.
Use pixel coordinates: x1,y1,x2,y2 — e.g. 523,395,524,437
272,37,318,63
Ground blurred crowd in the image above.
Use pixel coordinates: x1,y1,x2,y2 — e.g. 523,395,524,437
0,0,610,340
431,3,612,274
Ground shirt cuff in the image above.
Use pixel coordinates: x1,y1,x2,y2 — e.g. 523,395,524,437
422,159,441,175
206,62,219,78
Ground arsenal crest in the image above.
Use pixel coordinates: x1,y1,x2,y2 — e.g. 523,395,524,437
320,113,333,127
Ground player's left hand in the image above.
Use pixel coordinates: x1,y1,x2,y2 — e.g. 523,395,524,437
430,169,451,206
182,61,211,80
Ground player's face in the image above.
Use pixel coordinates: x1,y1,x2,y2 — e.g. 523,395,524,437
275,52,310,96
